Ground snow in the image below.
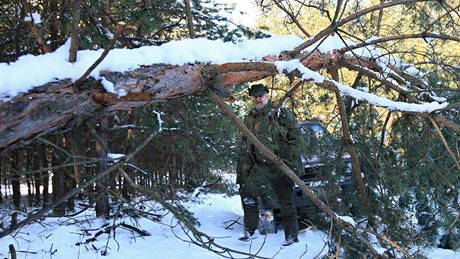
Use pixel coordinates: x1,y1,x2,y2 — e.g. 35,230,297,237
0,193,328,259
24,12,42,24
337,215,357,227
107,153,125,162
274,59,448,113
0,34,448,112
0,36,303,100
0,192,458,258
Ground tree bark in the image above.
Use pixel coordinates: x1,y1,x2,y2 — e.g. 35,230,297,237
184,0,195,38
11,151,21,226
52,137,66,216
42,145,50,205
0,54,457,154
33,145,41,204
94,117,110,217
69,0,81,62
0,62,276,151
329,69,374,224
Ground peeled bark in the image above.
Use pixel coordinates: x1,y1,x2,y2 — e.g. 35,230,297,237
0,52,458,154
0,62,277,151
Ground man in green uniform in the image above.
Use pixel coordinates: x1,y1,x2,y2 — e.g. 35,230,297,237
236,84,303,246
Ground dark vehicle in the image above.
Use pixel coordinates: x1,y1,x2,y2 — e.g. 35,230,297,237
258,121,355,234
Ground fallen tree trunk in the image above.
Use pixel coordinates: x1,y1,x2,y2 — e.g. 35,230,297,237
0,62,277,152
1,50,458,153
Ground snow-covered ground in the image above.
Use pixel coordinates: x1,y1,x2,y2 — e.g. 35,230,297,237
0,192,458,258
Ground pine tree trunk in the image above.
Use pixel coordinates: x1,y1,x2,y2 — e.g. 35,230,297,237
95,117,110,217
52,137,66,216
184,0,195,38
33,145,41,205
63,135,75,211
69,0,81,62
122,118,135,199
41,145,49,205
26,149,33,207
11,151,21,226
0,158,4,203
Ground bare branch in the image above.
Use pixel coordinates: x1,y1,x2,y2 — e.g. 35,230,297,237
75,25,124,84
273,0,311,37
329,69,374,222
428,116,460,172
339,33,460,54
290,0,432,57
20,0,51,53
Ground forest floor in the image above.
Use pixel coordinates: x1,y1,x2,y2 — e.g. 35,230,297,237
0,191,458,259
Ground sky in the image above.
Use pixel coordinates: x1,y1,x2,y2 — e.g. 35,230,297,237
217,0,260,27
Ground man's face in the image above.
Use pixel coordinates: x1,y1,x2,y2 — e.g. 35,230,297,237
251,93,269,110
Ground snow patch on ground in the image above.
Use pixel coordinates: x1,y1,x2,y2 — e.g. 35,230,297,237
0,193,458,258
0,193,326,258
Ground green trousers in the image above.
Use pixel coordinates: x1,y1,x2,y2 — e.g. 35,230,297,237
239,164,299,239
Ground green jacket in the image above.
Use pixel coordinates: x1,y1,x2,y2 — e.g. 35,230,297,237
236,103,303,185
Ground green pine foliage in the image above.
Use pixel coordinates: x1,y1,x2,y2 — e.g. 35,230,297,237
0,0,267,62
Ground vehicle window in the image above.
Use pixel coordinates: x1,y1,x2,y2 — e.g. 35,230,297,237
300,123,333,154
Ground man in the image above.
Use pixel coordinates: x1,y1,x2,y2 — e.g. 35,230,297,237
236,83,303,246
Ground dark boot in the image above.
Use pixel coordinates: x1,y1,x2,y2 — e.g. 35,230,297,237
239,229,256,242
282,236,299,246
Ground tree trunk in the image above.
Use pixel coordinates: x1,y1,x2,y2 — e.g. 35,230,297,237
1,57,456,153
26,149,33,207
52,137,66,216
329,69,374,224
0,157,4,203
41,145,50,205
184,0,195,38
33,145,41,205
63,135,75,211
122,113,136,199
0,62,278,151
95,117,110,217
11,151,21,226
69,0,81,62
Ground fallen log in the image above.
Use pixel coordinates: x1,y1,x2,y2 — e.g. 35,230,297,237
0,62,278,151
